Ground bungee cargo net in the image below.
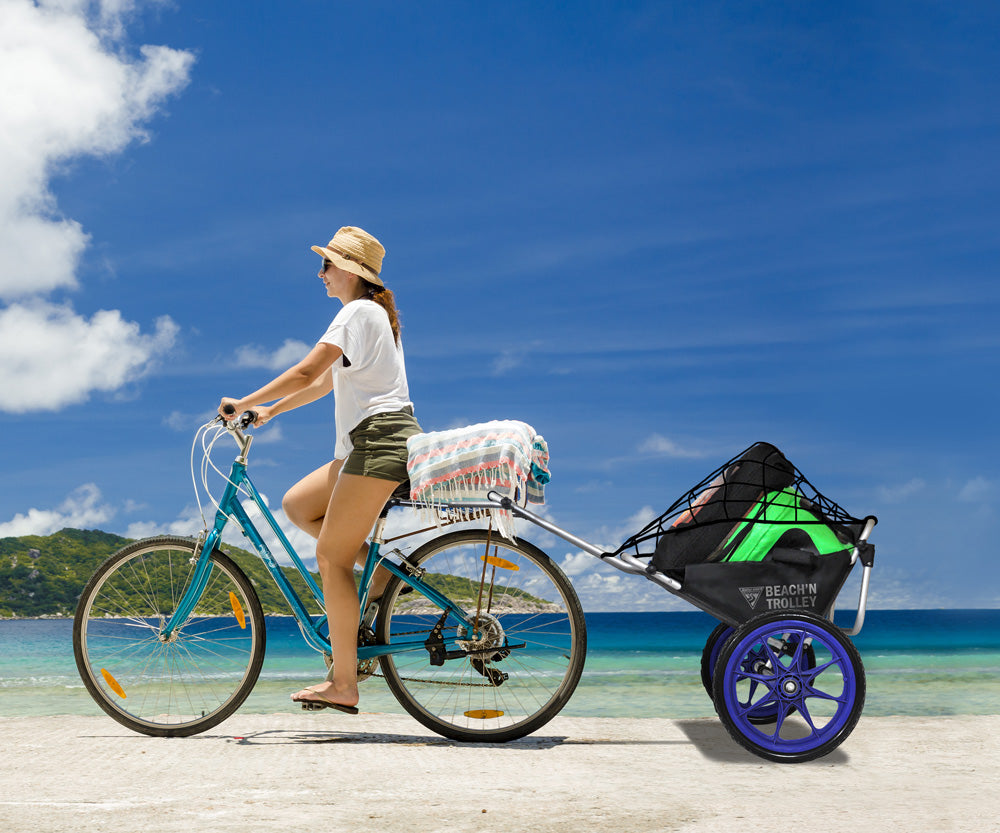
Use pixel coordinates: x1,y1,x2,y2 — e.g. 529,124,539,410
613,442,871,623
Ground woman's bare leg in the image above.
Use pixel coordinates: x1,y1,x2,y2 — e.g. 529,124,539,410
283,460,396,596
291,471,401,708
282,460,342,539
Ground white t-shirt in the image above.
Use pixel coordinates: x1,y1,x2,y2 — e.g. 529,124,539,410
319,300,412,459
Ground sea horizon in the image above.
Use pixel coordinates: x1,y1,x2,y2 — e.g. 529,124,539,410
3,609,998,720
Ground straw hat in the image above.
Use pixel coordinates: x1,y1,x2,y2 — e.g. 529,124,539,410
311,226,386,287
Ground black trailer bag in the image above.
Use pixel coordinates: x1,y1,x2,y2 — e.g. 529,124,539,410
675,549,855,625
613,442,869,622
616,442,864,576
650,442,797,572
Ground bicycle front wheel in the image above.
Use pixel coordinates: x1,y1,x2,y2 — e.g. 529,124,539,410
376,529,586,742
73,536,265,737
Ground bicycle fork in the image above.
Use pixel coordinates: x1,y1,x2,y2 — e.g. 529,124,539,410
158,512,231,641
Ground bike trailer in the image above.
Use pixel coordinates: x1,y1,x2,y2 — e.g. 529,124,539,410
483,439,879,762
612,442,876,626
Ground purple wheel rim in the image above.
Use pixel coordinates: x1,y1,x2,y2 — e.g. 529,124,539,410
718,618,858,755
709,626,813,723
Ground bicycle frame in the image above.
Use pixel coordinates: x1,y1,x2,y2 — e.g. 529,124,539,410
161,423,478,662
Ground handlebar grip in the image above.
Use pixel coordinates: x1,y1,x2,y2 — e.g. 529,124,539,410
220,403,255,428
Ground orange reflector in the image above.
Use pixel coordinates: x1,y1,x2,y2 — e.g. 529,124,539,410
229,592,246,629
481,555,519,571
464,709,505,720
101,668,126,699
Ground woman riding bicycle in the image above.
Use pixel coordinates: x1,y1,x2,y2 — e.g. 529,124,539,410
219,225,421,714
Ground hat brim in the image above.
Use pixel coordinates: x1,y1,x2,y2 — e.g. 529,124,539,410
311,245,384,287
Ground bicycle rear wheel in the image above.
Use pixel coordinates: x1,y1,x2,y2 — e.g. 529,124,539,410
376,529,586,742
73,536,265,737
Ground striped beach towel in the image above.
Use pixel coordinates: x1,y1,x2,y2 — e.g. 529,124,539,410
406,420,550,539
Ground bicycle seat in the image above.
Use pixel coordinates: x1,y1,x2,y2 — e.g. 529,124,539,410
378,480,411,518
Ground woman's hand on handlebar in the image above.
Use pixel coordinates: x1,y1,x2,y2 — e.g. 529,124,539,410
249,405,273,427
218,397,269,428
218,397,243,421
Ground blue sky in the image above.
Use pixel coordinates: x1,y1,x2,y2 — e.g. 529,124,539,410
1,1,997,610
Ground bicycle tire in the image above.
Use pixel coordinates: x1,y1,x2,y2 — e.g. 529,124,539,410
701,621,817,725
712,610,865,763
375,529,586,743
700,622,733,703
73,536,266,737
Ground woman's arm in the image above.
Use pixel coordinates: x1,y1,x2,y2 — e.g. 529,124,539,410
254,368,333,424
220,341,342,419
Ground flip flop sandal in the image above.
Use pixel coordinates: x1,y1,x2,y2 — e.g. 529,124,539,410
293,687,359,714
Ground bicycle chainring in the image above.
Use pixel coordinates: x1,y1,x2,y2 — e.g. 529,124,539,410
356,626,379,681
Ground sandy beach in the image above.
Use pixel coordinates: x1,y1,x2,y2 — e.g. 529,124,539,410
1,712,997,832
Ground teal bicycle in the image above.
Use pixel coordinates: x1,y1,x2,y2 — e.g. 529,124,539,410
73,411,587,742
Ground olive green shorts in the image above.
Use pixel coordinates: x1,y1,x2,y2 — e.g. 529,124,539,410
341,408,422,482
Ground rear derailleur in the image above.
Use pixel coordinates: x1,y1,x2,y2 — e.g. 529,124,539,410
423,611,523,686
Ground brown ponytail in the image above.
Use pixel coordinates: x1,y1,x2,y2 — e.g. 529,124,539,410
363,281,401,344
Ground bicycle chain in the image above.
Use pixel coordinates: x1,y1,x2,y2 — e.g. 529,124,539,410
369,670,493,688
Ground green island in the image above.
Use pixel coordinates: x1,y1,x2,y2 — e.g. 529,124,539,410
0,528,551,618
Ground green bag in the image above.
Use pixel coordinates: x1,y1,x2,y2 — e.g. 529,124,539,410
717,487,851,563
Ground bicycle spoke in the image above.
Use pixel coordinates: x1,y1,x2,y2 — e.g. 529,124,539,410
377,530,585,741
75,539,264,736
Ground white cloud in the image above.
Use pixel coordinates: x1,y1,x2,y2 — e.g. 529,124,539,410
235,339,312,371
0,483,115,537
250,423,285,444
123,501,280,553
0,0,193,411
837,563,963,610
638,434,704,458
0,301,178,411
878,478,926,504
957,477,994,503
164,409,215,432
557,504,657,579
492,349,526,376
125,504,204,540
624,504,657,531
559,551,596,578
254,504,318,565
0,0,194,299
122,499,315,560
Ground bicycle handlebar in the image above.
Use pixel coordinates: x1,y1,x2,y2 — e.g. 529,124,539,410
220,403,258,429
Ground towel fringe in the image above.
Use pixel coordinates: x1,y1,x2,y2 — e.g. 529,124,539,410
406,420,550,542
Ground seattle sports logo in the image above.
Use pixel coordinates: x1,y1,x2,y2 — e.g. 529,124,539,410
739,586,764,609
739,583,820,611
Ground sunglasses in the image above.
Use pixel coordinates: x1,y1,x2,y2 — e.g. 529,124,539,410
320,258,334,273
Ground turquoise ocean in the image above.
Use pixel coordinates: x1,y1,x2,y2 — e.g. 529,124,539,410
2,610,998,719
